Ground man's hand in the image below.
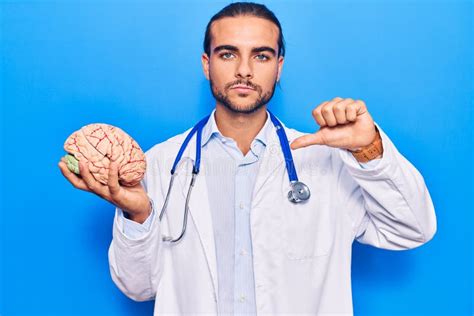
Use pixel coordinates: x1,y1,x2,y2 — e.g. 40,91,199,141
290,97,378,151
58,155,151,223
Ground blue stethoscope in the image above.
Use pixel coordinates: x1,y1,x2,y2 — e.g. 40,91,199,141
159,111,310,243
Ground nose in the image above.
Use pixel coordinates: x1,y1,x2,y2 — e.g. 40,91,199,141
235,58,253,79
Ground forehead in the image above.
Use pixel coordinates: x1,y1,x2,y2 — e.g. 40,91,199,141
210,16,279,50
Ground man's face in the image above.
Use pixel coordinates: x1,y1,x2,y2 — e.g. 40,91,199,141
201,15,284,114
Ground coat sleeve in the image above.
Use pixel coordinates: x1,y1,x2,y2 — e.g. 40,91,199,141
108,149,165,301
336,123,437,250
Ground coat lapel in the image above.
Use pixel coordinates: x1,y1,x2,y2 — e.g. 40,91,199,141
252,124,298,199
174,136,219,300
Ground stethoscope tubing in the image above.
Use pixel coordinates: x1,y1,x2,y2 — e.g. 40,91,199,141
160,111,310,244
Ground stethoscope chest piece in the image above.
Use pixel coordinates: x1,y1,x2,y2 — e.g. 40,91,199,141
288,181,311,203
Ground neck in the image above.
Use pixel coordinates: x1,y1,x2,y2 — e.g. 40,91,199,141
214,103,268,155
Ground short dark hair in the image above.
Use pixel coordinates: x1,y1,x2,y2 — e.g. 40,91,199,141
203,2,285,58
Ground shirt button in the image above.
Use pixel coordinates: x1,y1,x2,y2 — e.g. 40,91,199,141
239,294,246,303
240,249,247,256
239,202,244,209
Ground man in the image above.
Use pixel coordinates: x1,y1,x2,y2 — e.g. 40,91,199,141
58,2,437,315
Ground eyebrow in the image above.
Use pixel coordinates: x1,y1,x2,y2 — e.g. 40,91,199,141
213,45,277,57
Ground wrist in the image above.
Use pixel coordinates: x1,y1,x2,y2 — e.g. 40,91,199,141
348,126,384,163
123,199,153,224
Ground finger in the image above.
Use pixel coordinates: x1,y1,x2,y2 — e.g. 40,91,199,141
321,102,337,127
108,154,121,197
290,131,325,150
79,160,107,196
354,99,368,116
312,102,328,127
58,160,90,191
333,98,354,124
346,102,358,122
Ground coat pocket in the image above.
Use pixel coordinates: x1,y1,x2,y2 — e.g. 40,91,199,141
281,189,335,260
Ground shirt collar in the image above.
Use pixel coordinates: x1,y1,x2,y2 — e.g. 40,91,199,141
201,109,273,148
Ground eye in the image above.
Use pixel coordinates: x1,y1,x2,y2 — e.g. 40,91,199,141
220,52,235,60
255,54,270,61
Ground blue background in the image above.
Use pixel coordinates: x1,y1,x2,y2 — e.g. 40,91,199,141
1,0,472,315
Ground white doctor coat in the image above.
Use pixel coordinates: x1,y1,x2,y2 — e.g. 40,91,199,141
108,121,437,315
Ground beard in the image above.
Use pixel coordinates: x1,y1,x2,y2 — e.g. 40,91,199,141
209,76,277,114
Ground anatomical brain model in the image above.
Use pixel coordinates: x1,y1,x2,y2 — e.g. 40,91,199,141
63,124,146,187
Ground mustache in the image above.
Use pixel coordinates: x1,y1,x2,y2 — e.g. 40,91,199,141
225,80,260,91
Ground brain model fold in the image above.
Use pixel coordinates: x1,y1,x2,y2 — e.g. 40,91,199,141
63,123,146,187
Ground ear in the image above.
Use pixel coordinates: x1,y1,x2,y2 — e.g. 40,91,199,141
201,53,210,80
276,55,284,82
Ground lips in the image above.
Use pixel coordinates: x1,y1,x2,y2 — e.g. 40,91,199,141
231,85,255,93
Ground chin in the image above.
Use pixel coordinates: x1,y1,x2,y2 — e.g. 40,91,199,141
230,102,257,112
230,96,256,106
226,102,265,115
